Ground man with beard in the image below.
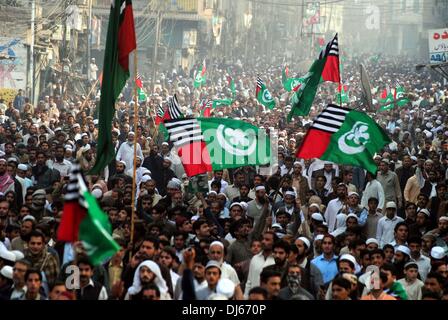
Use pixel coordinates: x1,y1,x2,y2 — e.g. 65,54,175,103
140,178,162,207
0,159,15,194
427,184,448,229
29,189,51,221
11,216,35,251
324,183,348,232
377,159,402,210
247,186,272,230
207,240,243,299
263,240,290,287
10,259,30,300
278,263,314,300
76,256,108,300
149,204,176,238
116,132,143,172
126,260,171,300
24,230,59,292
77,144,95,173
48,145,72,178
231,183,253,204
32,152,60,189
294,236,323,297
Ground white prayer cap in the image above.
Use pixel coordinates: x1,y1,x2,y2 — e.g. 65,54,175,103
366,238,379,246
239,201,248,211
255,185,266,192
311,213,324,222
230,202,243,210
346,213,359,221
81,133,88,138
339,254,357,267
208,191,218,196
0,266,13,280
297,237,311,249
439,216,448,222
141,176,152,183
72,124,80,128
309,203,321,212
396,245,410,257
386,201,396,209
162,142,169,146
128,131,135,136
431,246,446,260
284,191,296,197
17,164,28,171
82,144,91,152
348,192,359,198
315,234,324,241
210,241,224,249
418,208,430,217
118,160,126,167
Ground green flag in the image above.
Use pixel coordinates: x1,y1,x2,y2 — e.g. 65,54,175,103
80,191,121,265
90,0,136,174
256,77,275,110
282,65,307,92
395,86,409,107
212,98,233,108
194,60,207,88
321,110,391,174
287,58,326,121
335,84,349,104
379,87,395,112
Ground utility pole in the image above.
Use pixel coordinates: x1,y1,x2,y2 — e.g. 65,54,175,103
87,0,93,82
29,0,35,104
151,10,162,93
61,0,69,97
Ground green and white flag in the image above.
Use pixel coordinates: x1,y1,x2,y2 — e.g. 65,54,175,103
194,60,207,88
297,105,391,174
256,77,275,110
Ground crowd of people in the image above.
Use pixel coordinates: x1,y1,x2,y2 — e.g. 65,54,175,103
0,53,447,301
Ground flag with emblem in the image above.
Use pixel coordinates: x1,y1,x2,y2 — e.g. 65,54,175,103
135,72,147,101
256,77,275,110
200,99,214,117
319,33,340,83
282,65,307,92
296,104,391,174
194,59,207,88
57,163,120,265
90,0,136,174
164,118,271,177
287,58,326,121
379,85,395,112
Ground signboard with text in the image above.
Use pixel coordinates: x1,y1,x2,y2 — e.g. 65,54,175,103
428,29,448,64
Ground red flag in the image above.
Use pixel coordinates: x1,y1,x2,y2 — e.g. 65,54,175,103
319,34,340,83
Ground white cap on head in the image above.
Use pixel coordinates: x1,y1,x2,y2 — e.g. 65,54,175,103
346,213,359,221
396,245,410,257
230,202,243,210
431,246,446,260
339,254,357,266
255,185,266,192
0,266,13,280
315,234,324,241
439,216,448,222
210,241,224,250
17,164,28,171
297,237,310,249
309,203,321,212
162,142,169,146
311,213,324,222
418,209,430,217
141,175,152,183
285,191,296,197
386,201,397,209
348,192,359,198
366,238,379,246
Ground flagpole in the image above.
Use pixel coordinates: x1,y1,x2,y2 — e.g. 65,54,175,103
130,51,138,259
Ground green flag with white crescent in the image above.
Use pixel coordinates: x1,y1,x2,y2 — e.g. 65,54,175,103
256,77,275,110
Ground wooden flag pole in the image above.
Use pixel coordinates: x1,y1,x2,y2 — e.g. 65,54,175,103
129,52,139,259
80,77,100,111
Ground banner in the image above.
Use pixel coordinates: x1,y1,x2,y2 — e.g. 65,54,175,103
428,29,448,64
